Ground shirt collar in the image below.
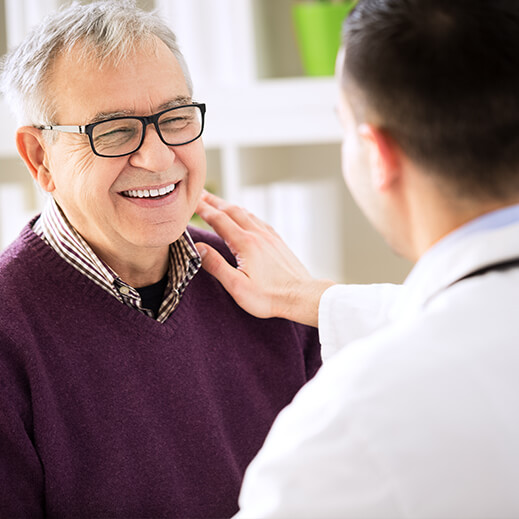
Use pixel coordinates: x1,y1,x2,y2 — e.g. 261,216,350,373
33,197,201,322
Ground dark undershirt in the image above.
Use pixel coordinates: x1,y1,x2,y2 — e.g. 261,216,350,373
136,273,169,318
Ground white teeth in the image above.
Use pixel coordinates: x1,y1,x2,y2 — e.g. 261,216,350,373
123,183,177,199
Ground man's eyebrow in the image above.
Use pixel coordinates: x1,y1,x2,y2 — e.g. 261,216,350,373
89,110,133,124
88,96,193,124
157,96,193,111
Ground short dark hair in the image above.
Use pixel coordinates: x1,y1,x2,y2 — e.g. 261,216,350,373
342,0,519,199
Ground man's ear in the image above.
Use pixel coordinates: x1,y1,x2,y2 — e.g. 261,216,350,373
16,127,55,192
358,124,402,191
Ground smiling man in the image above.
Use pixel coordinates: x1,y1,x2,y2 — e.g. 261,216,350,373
0,1,321,517
28,38,206,296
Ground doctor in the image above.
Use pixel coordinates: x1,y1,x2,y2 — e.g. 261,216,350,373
196,0,519,516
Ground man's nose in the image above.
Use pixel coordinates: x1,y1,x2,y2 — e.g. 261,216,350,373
128,124,176,171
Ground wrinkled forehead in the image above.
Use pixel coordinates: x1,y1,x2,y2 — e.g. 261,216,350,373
47,34,161,85
46,37,189,123
70,33,159,68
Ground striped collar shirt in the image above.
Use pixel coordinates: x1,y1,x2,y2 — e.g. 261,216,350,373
32,198,201,323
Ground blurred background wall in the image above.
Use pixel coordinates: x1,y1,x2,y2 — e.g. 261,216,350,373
0,0,412,283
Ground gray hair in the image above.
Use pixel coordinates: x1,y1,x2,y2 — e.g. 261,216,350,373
0,0,193,126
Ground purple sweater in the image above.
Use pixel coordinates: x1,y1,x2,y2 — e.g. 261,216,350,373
0,223,321,518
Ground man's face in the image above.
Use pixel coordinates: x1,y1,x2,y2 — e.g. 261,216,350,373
42,38,206,261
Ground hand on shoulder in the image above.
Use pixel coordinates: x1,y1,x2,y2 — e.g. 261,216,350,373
195,191,335,327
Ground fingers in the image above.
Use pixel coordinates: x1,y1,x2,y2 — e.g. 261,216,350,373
198,189,225,209
194,191,329,324
195,242,258,311
197,190,269,233
195,242,233,279
196,198,246,244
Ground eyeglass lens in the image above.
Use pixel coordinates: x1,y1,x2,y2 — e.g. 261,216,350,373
91,105,203,157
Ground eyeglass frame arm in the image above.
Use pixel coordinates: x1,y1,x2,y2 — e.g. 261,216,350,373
37,124,87,134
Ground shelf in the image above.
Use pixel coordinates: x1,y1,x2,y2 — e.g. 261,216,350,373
200,77,342,148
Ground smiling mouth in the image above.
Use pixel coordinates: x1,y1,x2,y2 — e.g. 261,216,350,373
121,182,177,199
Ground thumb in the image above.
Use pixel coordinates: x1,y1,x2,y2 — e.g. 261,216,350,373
195,242,243,290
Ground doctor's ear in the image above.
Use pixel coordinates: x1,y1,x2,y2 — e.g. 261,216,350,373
16,126,55,192
358,124,402,191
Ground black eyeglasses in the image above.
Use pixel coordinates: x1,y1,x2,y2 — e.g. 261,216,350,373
37,103,206,158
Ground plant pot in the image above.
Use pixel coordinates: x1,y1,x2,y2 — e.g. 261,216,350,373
293,1,356,77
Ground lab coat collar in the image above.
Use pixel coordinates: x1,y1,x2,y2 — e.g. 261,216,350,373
390,219,519,321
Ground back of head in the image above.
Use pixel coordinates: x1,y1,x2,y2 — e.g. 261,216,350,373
342,0,519,200
0,0,192,126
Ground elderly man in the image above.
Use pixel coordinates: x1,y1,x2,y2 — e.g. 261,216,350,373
0,1,320,517
196,0,519,516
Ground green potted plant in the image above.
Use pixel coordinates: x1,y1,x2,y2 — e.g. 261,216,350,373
293,0,357,76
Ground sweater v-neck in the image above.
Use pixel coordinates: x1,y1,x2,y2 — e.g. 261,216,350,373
17,222,194,336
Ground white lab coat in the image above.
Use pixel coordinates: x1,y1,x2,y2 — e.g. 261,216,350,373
236,218,519,518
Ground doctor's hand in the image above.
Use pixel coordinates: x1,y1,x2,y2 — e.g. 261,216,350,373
194,191,335,327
